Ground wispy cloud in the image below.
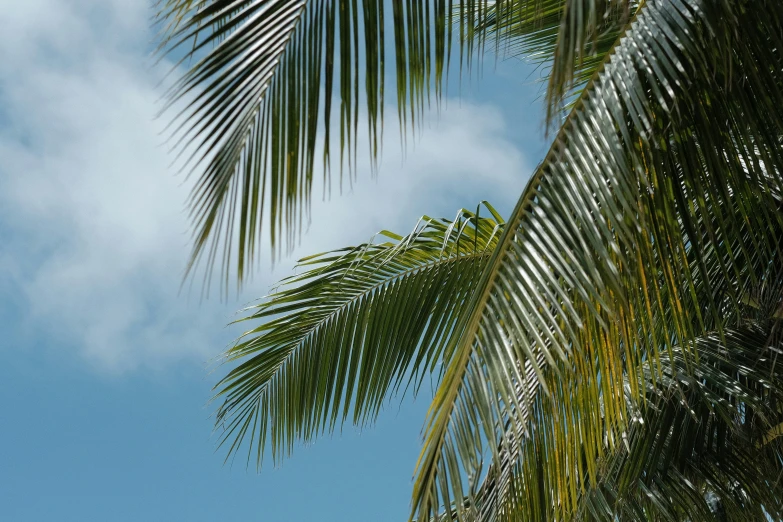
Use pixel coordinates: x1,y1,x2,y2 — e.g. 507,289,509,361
0,0,530,373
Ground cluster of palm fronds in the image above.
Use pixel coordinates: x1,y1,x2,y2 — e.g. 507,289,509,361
158,0,783,520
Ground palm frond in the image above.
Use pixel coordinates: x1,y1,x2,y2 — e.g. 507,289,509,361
156,0,534,292
156,0,652,292
479,0,642,122
413,1,783,520
212,202,504,466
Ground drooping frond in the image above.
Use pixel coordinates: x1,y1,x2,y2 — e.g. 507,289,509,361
479,0,641,122
212,202,504,466
156,0,532,292
413,1,783,520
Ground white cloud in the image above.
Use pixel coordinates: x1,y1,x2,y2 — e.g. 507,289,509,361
0,0,530,373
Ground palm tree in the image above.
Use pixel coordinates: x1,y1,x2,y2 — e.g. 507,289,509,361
156,0,783,520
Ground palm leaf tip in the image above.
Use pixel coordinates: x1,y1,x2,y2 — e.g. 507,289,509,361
212,203,506,467
476,0,643,125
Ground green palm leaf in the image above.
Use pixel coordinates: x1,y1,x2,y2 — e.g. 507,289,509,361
212,202,504,465
155,0,524,291
431,325,783,521
432,255,783,520
413,1,783,520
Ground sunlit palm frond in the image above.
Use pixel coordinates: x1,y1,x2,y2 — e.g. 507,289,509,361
464,324,783,521
413,1,783,520
212,202,504,466
434,267,783,521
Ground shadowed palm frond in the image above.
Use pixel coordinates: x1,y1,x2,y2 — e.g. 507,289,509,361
212,202,504,466
413,1,783,520
156,0,531,292
451,320,783,522
578,326,783,521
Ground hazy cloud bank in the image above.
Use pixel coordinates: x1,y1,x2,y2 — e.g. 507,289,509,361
0,0,531,372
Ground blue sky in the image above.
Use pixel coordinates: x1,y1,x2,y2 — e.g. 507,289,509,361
0,1,548,520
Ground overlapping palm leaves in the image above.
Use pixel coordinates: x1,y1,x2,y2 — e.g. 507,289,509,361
464,256,783,521
427,322,783,521
477,0,642,121
570,323,783,521
411,1,783,520
158,0,783,520
412,1,783,520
